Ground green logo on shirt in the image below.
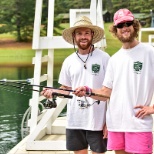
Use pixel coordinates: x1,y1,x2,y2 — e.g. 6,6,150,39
92,64,100,74
134,61,143,74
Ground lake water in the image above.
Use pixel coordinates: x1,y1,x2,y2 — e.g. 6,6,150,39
0,45,70,154
0,64,61,154
0,65,33,154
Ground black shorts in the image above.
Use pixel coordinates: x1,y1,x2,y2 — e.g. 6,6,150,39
66,129,107,153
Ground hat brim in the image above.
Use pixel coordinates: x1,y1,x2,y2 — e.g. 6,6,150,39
62,25,104,45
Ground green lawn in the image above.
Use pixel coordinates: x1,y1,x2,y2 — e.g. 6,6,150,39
0,33,15,40
0,23,154,81
0,22,154,64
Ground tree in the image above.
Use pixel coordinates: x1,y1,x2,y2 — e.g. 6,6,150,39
106,0,154,14
0,0,154,41
0,0,35,41
104,0,154,27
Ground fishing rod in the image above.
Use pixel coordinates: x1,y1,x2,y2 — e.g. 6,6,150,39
0,79,110,99
0,79,73,109
29,84,110,99
0,81,110,109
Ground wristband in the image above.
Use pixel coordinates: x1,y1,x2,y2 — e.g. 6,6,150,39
84,86,92,97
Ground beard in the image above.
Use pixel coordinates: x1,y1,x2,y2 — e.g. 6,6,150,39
117,31,136,43
75,39,92,50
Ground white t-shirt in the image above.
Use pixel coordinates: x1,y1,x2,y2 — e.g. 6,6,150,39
58,48,110,130
103,43,154,132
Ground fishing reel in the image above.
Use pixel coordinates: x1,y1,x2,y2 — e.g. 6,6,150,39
43,92,73,109
78,100,90,108
77,99,100,109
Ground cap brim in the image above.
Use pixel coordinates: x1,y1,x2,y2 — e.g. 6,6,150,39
114,16,134,25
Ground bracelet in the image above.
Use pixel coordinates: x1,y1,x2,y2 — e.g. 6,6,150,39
84,86,92,97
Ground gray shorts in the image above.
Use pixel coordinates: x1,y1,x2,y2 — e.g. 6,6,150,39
66,129,107,153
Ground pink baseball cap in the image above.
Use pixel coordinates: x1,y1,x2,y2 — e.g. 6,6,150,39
114,8,134,26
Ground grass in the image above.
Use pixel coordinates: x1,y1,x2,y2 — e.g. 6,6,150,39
104,23,122,55
0,23,154,81
0,22,154,64
0,48,35,64
0,33,15,40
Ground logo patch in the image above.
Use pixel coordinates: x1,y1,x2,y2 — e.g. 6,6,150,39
92,64,100,75
134,61,143,74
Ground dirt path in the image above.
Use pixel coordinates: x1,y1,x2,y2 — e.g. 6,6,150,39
0,40,32,49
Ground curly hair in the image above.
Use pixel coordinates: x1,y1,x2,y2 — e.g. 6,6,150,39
109,19,141,38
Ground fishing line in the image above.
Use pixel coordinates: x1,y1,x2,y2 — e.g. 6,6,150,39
0,82,32,97
0,79,73,109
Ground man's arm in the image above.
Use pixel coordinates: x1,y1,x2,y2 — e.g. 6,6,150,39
74,86,111,101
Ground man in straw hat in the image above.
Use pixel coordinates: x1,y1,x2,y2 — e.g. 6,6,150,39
41,16,110,154
74,9,154,154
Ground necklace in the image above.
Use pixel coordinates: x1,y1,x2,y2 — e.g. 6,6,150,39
76,52,90,69
76,45,93,69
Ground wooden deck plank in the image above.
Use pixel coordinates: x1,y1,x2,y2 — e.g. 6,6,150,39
7,134,114,154
8,115,154,154
41,135,66,141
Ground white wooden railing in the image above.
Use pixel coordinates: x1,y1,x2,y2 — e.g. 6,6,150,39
26,0,106,150
138,27,154,45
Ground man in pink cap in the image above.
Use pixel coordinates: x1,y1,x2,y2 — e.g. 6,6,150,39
74,8,154,154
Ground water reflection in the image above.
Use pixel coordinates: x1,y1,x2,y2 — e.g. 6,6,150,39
0,114,26,153
0,61,62,153
0,65,33,154
0,65,34,80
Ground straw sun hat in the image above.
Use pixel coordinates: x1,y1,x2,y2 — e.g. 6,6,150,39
62,16,104,45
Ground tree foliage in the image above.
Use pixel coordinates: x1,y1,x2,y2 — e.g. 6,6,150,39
0,0,154,41
104,0,154,14
0,0,35,41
